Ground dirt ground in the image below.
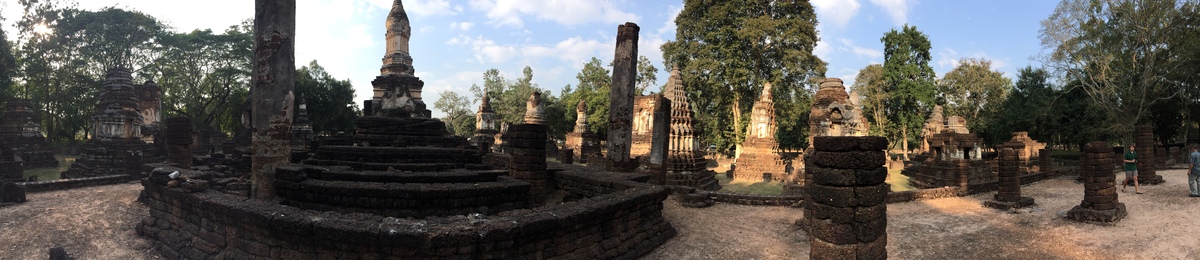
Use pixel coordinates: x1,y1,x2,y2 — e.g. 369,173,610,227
6,169,1200,259
0,182,157,259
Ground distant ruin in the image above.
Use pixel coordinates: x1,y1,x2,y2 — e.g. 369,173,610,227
733,82,787,182
0,99,58,168
61,68,161,179
563,99,600,163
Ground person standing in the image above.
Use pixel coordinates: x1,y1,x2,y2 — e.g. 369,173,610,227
1123,144,1142,194
1189,145,1200,197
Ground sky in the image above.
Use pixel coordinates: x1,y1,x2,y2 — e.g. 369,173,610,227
0,0,1061,118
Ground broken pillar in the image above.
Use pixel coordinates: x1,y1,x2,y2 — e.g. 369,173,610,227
985,142,1035,210
1066,141,1127,223
507,124,548,204
607,22,639,172
1134,125,1163,184
251,0,296,200
805,136,888,259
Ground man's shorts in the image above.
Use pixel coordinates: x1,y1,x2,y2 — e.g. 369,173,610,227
1125,169,1138,179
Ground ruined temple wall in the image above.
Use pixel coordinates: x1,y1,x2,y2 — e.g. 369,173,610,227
141,167,675,259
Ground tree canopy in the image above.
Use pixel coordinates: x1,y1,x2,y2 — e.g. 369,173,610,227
881,24,936,158
662,0,826,152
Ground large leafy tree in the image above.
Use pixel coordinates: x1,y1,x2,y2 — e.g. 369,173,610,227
938,58,1012,143
635,55,657,95
881,24,937,160
1040,0,1195,142
662,0,826,152
852,64,888,137
295,60,359,135
143,22,252,132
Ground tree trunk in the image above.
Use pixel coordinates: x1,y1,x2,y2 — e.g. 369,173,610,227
902,126,910,161
250,0,296,201
732,93,742,158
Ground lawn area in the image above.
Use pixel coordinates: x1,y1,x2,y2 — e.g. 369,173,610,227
886,167,915,192
714,172,784,195
23,155,74,181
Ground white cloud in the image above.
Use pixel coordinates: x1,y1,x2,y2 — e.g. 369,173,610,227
812,0,861,28
936,48,1011,74
450,22,475,31
522,37,609,65
838,38,883,59
366,0,462,17
869,0,913,25
468,0,640,28
814,38,833,60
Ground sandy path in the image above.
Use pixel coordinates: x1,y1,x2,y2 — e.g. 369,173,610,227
0,183,156,259
5,169,1200,259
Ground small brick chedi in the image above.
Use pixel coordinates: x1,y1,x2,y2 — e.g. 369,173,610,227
0,98,58,168
62,68,159,179
805,136,889,259
984,141,1035,210
564,99,600,162
471,93,499,152
907,106,989,189
1066,141,1127,223
138,1,674,258
733,82,788,182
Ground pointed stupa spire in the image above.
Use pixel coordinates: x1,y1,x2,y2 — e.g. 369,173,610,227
381,0,414,76
760,82,773,101
478,93,494,113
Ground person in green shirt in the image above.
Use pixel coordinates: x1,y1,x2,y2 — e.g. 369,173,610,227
1122,144,1142,194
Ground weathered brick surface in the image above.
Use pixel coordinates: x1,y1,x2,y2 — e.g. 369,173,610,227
140,167,675,259
805,136,888,259
1066,141,1126,223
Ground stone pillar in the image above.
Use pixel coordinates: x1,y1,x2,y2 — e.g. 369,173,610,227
985,144,1034,210
1134,125,1162,184
164,117,194,168
251,0,296,200
1156,147,1168,168
646,95,671,184
1067,141,1127,223
507,124,548,204
1038,148,1052,173
805,136,888,259
607,22,639,172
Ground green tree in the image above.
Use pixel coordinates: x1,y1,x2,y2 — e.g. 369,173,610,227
635,55,657,95
466,66,566,137
295,60,359,135
852,64,888,137
0,22,16,101
434,90,474,137
143,22,252,132
1040,0,1193,141
881,24,937,160
938,58,1012,143
561,57,612,137
662,0,826,152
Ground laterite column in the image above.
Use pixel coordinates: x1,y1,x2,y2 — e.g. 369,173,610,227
985,143,1034,210
1134,125,1163,184
806,136,889,259
1066,141,1127,223
165,117,194,168
508,124,548,204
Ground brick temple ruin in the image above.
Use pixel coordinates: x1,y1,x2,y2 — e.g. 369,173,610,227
0,98,58,168
788,78,869,194
138,2,673,258
733,82,788,182
564,99,600,163
0,138,22,182
905,106,989,189
62,68,161,179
